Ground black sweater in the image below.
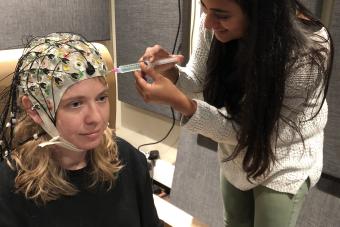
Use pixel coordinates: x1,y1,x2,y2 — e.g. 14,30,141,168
0,138,163,227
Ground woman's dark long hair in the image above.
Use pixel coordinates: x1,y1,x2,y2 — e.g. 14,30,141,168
203,0,333,180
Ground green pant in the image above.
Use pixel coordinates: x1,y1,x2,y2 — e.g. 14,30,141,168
220,173,309,227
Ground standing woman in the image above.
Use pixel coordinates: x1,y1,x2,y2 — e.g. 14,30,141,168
134,0,333,226
0,33,162,227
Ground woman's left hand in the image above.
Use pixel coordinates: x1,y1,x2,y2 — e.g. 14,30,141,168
134,62,197,116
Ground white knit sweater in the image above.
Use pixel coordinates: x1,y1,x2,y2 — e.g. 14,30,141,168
177,14,330,194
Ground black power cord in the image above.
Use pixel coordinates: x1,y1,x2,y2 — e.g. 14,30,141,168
137,0,183,195
137,0,182,155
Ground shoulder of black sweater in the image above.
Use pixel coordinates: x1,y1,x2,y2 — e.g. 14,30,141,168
115,138,164,227
0,138,147,192
115,137,148,170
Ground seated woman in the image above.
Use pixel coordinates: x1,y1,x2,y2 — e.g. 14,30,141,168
0,33,163,227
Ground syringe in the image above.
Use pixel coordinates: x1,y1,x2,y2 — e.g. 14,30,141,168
113,57,178,74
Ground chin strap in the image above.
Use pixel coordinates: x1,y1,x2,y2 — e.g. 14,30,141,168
37,109,84,152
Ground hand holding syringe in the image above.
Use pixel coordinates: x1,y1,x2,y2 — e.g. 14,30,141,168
112,57,179,74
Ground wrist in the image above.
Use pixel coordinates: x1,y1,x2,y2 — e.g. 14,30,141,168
172,94,196,117
184,99,197,117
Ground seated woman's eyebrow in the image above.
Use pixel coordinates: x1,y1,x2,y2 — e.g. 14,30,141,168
62,87,109,102
98,87,109,95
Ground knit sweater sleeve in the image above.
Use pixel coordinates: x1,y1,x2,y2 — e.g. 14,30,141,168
176,13,212,93
176,13,240,145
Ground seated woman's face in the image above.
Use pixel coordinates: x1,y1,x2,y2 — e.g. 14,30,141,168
56,77,109,151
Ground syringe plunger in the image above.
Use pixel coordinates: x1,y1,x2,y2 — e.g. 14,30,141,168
113,57,178,74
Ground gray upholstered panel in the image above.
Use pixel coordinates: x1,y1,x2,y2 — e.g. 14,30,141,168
297,176,340,226
170,129,224,227
115,0,191,118
0,0,110,50
323,1,340,179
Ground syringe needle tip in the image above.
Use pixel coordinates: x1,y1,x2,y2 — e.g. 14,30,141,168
111,68,121,73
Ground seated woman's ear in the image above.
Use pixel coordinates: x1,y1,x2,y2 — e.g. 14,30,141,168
21,96,43,124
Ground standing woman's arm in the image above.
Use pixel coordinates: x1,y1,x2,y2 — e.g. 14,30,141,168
176,13,212,93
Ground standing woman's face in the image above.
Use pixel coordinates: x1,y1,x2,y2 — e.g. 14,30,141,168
201,0,248,43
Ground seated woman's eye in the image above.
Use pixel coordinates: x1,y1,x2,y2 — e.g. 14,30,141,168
97,95,108,102
69,101,81,108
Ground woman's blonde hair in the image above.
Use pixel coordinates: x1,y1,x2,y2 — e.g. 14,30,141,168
10,112,122,205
